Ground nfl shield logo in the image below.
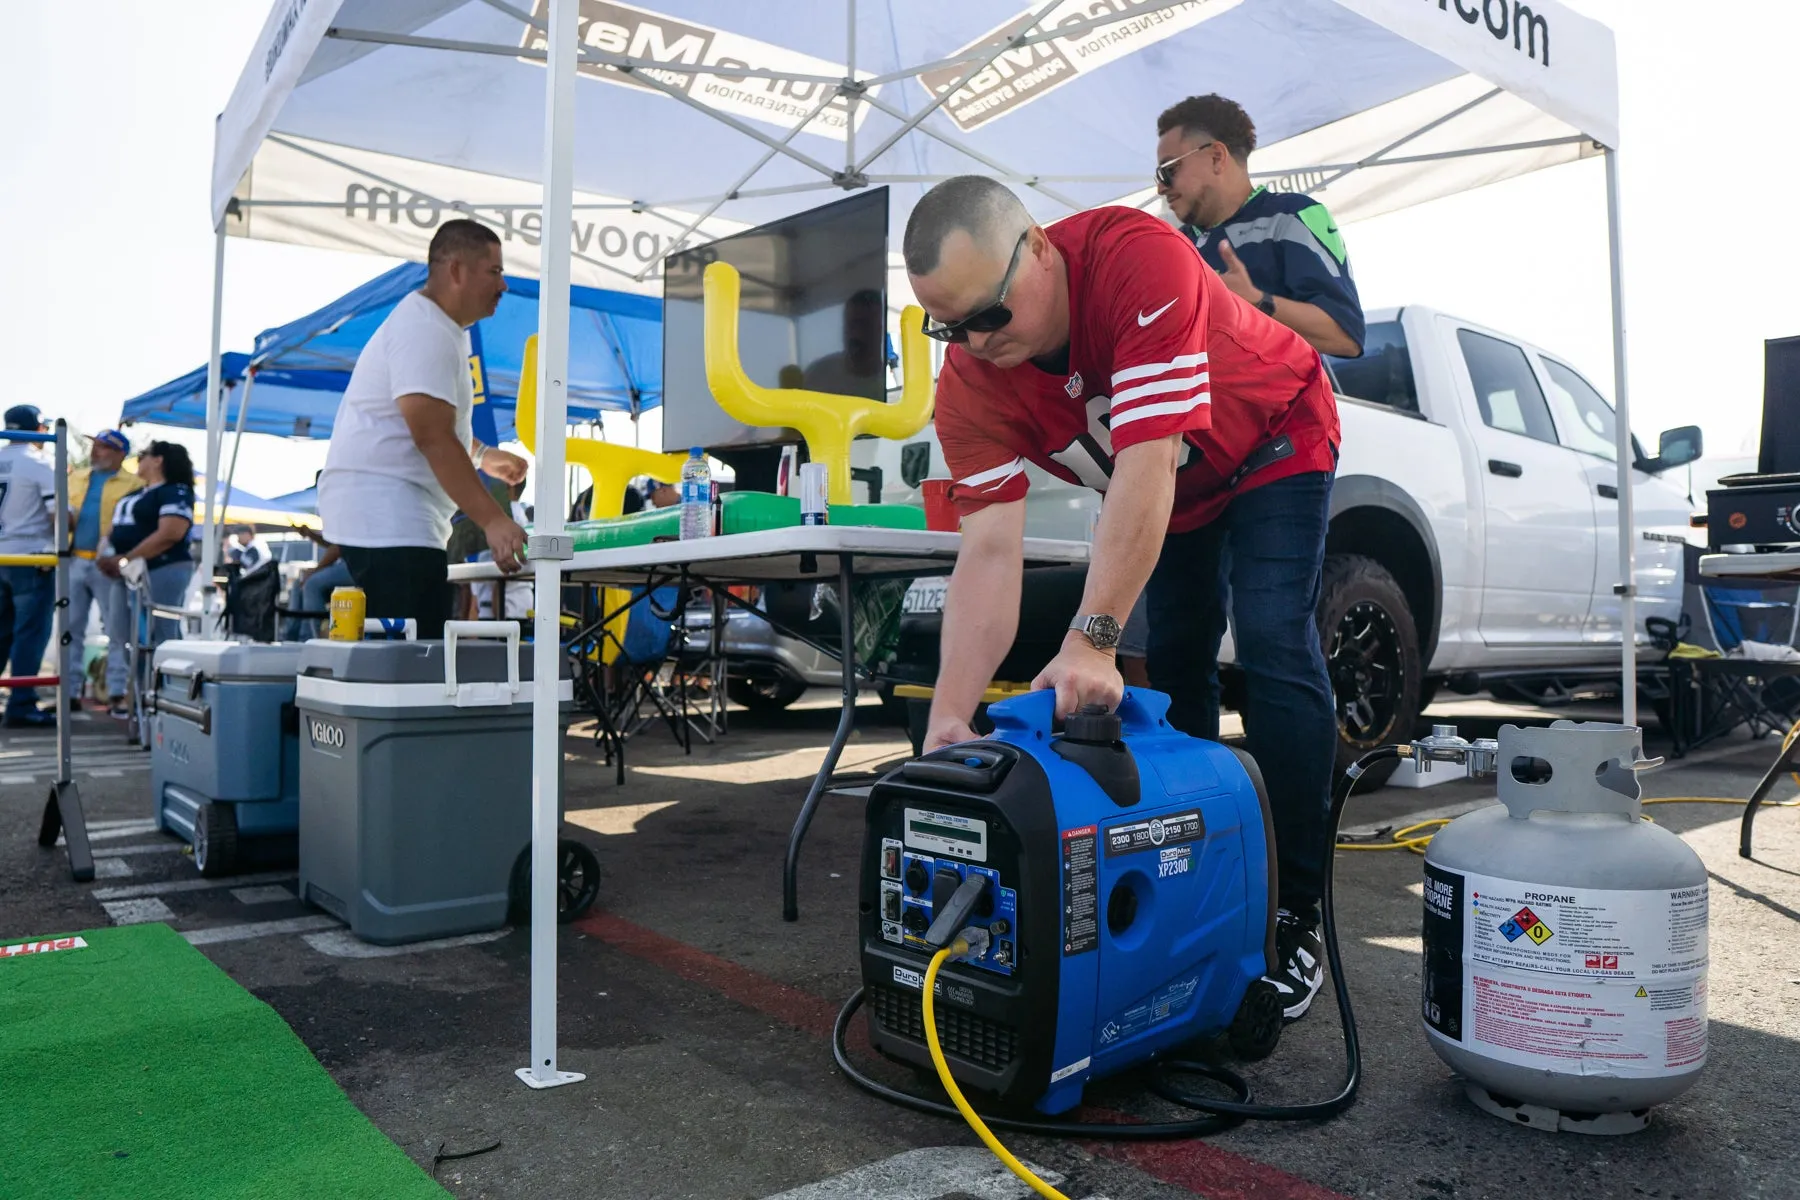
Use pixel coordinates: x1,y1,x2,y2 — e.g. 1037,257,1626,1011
1065,372,1084,398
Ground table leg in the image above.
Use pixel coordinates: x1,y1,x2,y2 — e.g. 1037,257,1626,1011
1740,724,1800,859
783,555,857,922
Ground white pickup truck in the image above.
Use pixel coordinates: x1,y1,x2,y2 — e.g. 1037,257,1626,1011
870,305,1703,772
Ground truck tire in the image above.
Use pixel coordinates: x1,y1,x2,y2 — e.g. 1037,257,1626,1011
1317,554,1422,782
727,674,808,712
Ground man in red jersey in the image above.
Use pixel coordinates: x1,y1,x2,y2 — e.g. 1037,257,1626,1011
907,175,1340,1020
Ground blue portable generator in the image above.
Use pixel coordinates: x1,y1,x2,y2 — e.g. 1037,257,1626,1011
859,688,1282,1115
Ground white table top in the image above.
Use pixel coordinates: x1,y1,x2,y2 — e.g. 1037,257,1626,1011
447,525,1091,586
1698,551,1800,582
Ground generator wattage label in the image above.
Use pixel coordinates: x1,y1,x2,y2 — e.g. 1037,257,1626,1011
1103,811,1204,858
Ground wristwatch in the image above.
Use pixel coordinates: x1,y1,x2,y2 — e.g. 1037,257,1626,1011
1069,613,1123,651
1255,290,1278,317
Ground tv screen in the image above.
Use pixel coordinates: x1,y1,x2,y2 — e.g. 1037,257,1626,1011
661,188,890,454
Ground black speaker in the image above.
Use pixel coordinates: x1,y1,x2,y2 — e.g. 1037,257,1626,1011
1758,335,1800,476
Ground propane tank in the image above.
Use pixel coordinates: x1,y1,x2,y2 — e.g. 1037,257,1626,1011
1421,721,1708,1134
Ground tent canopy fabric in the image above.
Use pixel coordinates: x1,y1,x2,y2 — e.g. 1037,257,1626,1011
120,262,663,441
215,0,1617,291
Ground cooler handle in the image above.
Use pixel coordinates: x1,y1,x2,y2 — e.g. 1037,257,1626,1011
443,620,522,707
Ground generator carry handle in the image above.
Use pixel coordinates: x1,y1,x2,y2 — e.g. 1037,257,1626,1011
443,620,522,708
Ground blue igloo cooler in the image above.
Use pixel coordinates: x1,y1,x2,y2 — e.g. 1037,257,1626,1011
149,640,306,877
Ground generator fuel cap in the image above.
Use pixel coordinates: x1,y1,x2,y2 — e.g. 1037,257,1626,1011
1062,703,1123,745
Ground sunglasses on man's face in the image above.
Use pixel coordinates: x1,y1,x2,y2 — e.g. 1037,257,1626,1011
1154,141,1215,189
921,230,1030,344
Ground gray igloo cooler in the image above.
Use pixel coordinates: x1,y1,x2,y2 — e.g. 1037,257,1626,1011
294,622,596,945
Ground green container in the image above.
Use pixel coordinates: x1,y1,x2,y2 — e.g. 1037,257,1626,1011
558,491,924,553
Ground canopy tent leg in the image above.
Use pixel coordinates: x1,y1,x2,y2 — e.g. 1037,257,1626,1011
1604,146,1637,729
200,223,227,639
516,0,583,1093
220,371,258,538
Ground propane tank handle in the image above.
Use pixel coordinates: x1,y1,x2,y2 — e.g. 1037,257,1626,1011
1497,720,1646,821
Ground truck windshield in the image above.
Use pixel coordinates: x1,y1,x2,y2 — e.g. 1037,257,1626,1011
1325,321,1416,413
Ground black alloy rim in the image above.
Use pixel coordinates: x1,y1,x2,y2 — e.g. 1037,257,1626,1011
1329,600,1403,746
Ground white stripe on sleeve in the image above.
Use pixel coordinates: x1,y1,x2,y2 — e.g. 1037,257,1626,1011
1108,393,1210,429
958,457,1027,493
1110,371,1210,410
1111,352,1207,388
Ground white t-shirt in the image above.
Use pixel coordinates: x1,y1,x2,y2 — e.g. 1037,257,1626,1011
0,443,58,555
319,291,474,549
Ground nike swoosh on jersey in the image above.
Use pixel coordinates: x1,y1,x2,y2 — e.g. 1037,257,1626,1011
1137,298,1178,326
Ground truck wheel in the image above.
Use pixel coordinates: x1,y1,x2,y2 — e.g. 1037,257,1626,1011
1318,554,1422,782
726,674,808,712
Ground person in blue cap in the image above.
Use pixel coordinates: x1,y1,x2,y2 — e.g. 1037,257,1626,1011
0,406,64,727
66,428,143,712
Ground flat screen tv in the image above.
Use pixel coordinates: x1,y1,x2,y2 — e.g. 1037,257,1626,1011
661,188,890,456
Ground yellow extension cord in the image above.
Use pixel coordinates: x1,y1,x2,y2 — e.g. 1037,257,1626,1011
923,943,1070,1200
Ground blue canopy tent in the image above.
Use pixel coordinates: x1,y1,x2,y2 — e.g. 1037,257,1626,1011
121,263,663,443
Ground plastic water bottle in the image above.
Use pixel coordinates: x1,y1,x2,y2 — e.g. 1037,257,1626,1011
679,447,712,540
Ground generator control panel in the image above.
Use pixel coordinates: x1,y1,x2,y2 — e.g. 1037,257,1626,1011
878,832,1018,976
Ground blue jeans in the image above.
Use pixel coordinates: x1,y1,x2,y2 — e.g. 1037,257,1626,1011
0,566,57,718
284,558,352,641
1145,471,1336,914
108,562,195,666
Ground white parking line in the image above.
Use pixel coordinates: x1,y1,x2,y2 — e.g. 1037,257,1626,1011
762,1148,1071,1200
183,915,339,947
101,898,176,925
91,870,296,901
303,928,511,958
230,885,295,906
91,843,184,857
88,769,125,778
92,858,134,879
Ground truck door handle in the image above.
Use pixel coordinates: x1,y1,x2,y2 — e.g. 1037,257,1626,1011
1597,483,1619,499
1487,460,1523,478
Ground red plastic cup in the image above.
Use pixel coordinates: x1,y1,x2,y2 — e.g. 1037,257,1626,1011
921,478,959,532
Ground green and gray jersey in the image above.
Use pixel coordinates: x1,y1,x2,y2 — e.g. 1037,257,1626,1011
1186,187,1365,354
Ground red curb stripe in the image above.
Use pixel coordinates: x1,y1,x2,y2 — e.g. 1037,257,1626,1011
578,911,1352,1200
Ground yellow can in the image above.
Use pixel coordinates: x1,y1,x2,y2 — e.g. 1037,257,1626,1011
327,586,367,641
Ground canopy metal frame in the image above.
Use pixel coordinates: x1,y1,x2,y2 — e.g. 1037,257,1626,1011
199,0,1639,1094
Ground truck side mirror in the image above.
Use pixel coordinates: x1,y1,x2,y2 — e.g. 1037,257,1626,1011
1639,425,1703,473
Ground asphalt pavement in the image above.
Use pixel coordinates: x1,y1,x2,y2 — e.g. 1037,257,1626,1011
3,695,1797,1200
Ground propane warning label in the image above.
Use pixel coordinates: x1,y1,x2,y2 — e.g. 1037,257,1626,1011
1424,867,1709,1077
1061,825,1098,956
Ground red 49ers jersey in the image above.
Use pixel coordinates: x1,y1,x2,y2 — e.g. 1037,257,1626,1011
938,206,1339,533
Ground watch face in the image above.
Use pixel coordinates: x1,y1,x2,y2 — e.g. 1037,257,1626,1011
1087,615,1122,648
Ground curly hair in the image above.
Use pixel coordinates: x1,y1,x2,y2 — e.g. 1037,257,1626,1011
1156,94,1257,163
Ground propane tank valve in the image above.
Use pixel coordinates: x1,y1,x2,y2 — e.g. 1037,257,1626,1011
1406,725,1500,779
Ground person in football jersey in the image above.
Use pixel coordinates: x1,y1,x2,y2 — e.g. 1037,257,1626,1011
1154,94,1364,358
0,406,62,727
907,175,1339,1020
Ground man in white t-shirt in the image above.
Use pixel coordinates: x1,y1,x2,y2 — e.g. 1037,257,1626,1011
0,406,63,726
318,220,527,638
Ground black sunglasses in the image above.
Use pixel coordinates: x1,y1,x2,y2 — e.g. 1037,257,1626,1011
921,230,1030,344
1154,141,1215,189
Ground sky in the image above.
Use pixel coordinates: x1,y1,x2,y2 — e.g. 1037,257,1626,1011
3,1,1796,499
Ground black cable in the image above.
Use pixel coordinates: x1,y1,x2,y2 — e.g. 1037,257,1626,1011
1149,745,1398,1120
832,745,1403,1136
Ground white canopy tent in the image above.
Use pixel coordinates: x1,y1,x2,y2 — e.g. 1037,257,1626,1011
212,0,1634,1088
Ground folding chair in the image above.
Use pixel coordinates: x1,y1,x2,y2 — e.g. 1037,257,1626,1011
1666,572,1800,755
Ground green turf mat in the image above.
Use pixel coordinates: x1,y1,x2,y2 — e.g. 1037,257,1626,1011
0,924,445,1200
562,490,925,552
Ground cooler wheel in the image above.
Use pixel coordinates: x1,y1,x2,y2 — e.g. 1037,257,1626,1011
193,802,239,878
509,839,601,925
